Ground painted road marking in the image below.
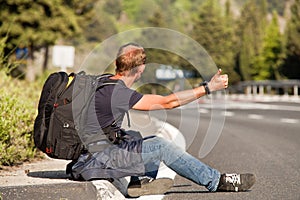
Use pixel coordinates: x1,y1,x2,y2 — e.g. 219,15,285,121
280,118,299,124
248,114,264,120
198,108,209,114
222,111,235,117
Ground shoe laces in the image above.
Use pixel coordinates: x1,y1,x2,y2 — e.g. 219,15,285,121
225,173,241,191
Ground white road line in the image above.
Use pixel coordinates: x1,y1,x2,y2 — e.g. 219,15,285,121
248,114,264,120
222,111,235,117
198,108,209,114
280,118,299,124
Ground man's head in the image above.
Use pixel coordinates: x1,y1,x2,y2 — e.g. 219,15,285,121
115,43,146,77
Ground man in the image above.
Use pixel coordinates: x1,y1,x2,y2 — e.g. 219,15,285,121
70,43,255,197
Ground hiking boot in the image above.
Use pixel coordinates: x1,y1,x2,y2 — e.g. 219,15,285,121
127,177,174,197
217,173,256,192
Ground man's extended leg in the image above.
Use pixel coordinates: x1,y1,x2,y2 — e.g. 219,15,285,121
130,136,255,196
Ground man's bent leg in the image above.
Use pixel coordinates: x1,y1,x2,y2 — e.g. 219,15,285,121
127,151,172,197
141,136,220,192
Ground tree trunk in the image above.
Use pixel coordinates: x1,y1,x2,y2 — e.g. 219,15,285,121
26,43,35,82
42,45,49,72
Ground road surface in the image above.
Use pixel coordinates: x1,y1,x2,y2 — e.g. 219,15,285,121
149,101,300,200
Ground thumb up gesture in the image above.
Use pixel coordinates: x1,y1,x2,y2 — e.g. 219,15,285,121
208,69,228,92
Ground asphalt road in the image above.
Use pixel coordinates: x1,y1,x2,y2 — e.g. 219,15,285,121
149,101,300,200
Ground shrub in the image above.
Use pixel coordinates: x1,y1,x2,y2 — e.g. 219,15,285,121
0,31,46,167
0,71,43,166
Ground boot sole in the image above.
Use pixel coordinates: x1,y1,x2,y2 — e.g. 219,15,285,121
218,173,256,192
127,178,174,197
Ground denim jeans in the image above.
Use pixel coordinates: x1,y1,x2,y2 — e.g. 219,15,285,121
141,136,220,192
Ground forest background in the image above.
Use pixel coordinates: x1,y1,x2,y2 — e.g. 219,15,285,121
0,0,299,166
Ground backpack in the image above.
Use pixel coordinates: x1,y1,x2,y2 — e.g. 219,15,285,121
33,71,115,160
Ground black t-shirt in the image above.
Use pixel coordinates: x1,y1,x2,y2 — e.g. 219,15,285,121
94,78,143,131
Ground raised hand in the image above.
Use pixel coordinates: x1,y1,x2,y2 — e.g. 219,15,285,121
207,69,228,92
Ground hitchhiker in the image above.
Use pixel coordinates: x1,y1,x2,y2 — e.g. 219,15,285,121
70,43,255,197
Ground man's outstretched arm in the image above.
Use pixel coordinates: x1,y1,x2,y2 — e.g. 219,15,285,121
133,69,228,111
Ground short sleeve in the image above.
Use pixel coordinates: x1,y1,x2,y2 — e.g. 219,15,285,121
129,90,143,108
110,85,143,113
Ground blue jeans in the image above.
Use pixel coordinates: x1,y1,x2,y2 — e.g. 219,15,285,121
141,136,220,192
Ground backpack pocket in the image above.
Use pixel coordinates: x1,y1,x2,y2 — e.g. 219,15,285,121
54,127,82,160
48,111,82,160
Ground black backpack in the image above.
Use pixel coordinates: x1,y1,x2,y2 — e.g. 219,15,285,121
33,71,115,160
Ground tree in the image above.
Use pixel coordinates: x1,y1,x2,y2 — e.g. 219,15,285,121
281,0,300,79
0,0,81,79
253,11,284,80
82,0,118,43
224,0,241,83
235,0,268,80
191,0,240,83
266,0,286,16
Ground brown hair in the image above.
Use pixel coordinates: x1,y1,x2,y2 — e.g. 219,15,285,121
115,43,146,75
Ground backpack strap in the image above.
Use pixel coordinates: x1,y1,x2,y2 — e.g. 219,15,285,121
96,79,119,90
111,111,131,128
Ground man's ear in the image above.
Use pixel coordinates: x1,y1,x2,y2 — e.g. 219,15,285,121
127,66,138,77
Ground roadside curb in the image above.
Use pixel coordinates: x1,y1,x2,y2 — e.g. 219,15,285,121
0,182,98,200
0,113,185,200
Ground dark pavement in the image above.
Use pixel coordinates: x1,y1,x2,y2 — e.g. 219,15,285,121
152,100,300,200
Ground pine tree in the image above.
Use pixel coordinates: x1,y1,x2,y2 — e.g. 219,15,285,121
224,0,241,83
254,11,284,80
236,0,268,81
191,0,239,83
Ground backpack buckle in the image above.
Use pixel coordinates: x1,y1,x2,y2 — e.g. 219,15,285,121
63,122,70,128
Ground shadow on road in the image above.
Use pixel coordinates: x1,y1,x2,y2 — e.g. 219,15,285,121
27,170,70,179
165,190,211,194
